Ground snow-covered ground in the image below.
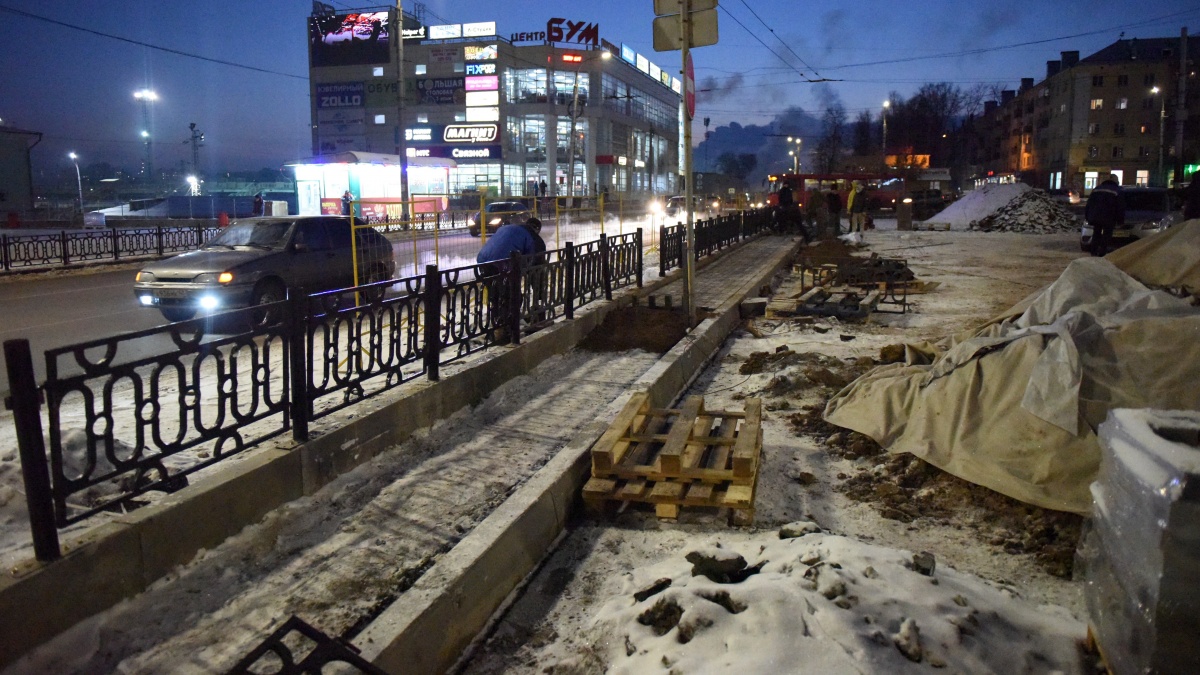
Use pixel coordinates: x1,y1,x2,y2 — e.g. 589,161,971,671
460,227,1094,674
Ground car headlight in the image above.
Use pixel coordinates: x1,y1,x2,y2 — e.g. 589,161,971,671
135,271,156,282
649,202,663,213
194,271,234,284
489,217,502,225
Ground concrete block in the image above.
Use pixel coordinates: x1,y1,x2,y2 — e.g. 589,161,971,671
131,447,303,581
0,522,144,669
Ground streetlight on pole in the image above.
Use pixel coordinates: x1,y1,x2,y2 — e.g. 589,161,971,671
133,89,157,179
67,152,82,214
881,100,890,170
1150,86,1166,186
564,48,611,202
786,136,802,173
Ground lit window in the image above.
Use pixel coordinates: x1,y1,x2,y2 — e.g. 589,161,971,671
374,114,386,125
417,113,429,123
415,64,427,75
1088,123,1100,135
453,62,465,73
1090,98,1103,110
373,67,384,77
454,112,466,122
1116,98,1128,109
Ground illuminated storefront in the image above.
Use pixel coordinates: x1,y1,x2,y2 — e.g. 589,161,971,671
285,151,453,216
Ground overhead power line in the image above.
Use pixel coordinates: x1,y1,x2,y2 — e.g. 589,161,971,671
735,0,826,81
716,5,837,83
0,3,309,81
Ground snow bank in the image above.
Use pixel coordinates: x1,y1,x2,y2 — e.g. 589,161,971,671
581,528,1085,673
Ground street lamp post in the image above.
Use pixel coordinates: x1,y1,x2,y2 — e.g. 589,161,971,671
786,136,802,174
133,89,157,179
1150,87,1166,186
881,100,890,171
67,152,82,214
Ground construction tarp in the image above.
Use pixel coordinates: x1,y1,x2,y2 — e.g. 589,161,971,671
824,250,1200,514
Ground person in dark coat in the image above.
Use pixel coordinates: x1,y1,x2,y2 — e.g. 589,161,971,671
341,190,354,216
476,217,545,342
825,189,843,236
252,193,264,216
1084,175,1124,256
1182,177,1200,221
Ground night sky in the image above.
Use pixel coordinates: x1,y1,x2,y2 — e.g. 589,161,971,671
1,0,1196,181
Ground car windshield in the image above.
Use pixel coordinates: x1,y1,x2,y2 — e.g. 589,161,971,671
487,203,524,213
205,221,293,249
1124,191,1168,212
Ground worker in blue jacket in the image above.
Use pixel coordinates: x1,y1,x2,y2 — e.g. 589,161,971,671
476,217,545,343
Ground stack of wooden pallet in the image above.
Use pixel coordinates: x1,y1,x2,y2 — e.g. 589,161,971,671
582,393,763,525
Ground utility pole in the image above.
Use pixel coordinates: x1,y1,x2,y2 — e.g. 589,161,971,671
396,1,410,218
1174,27,1188,186
681,0,695,327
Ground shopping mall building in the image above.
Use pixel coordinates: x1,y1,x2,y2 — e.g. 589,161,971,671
293,9,683,214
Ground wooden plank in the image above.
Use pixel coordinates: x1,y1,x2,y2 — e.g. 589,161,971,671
591,392,649,473
705,416,739,473
685,482,714,503
620,410,671,472
618,479,649,499
582,477,617,499
680,415,716,471
655,503,680,519
722,484,755,508
648,480,685,502
610,410,652,470
732,398,762,479
656,397,703,476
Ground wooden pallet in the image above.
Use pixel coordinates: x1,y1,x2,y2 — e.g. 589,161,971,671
585,393,762,524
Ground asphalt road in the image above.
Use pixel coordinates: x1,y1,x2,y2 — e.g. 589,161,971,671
0,215,662,396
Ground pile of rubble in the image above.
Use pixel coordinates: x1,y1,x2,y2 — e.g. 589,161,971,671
969,189,1080,233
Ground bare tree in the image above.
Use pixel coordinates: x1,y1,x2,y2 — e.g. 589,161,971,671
852,110,873,156
814,104,847,173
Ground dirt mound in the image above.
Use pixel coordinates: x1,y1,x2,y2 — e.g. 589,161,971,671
578,306,691,354
837,454,1082,577
970,189,1080,234
797,239,863,264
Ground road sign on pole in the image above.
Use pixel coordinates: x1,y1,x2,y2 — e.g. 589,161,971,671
654,0,715,13
653,8,718,51
684,52,695,120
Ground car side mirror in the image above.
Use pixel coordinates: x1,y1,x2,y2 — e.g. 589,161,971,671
292,241,309,253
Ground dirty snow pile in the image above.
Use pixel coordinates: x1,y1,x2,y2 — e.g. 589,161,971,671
969,189,1081,233
573,524,1084,674
924,183,1079,233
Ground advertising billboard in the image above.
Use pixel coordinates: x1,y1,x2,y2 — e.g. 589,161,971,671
414,78,465,105
466,63,496,76
463,22,497,37
428,24,462,40
465,75,499,92
464,44,498,61
309,12,391,67
465,90,499,107
407,145,503,160
316,82,365,109
404,124,500,145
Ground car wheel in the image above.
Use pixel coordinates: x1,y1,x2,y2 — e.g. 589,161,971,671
362,265,390,303
248,279,287,329
159,306,196,323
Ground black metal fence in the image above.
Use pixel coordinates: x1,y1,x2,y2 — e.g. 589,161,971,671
659,209,771,277
6,213,761,562
0,224,220,271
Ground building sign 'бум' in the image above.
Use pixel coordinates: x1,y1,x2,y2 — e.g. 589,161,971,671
511,18,599,46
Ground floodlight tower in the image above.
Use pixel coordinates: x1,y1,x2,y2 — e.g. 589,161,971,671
133,89,157,178
185,122,205,178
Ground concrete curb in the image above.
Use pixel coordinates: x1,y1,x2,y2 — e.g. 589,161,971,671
355,237,800,674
